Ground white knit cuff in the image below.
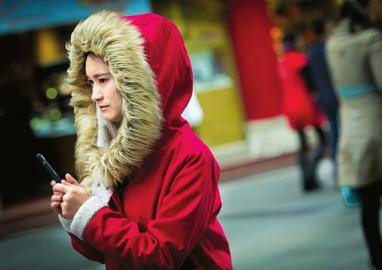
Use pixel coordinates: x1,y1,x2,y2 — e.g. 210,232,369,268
70,196,109,240
58,215,72,233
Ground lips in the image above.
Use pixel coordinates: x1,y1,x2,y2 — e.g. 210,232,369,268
99,105,109,111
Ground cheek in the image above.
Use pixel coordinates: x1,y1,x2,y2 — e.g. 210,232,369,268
106,80,123,120
113,92,122,109
117,96,123,116
111,90,123,119
107,82,121,105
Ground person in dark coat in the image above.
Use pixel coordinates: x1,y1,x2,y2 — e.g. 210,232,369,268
302,19,339,180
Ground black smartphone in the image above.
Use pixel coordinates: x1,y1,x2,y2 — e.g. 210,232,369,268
36,153,62,183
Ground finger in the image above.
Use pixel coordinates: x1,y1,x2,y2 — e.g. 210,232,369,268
61,180,77,189
51,194,62,202
62,179,71,186
53,183,70,194
65,173,80,185
51,180,56,187
51,201,61,209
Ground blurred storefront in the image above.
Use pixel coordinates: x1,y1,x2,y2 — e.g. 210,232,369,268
153,0,288,165
0,0,151,207
153,0,246,147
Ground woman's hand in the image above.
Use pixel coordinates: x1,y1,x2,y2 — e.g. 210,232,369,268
52,174,91,219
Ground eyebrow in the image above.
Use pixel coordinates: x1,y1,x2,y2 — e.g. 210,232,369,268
87,73,111,79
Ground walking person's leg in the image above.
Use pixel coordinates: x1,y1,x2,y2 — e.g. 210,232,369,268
305,125,326,191
327,111,339,185
297,128,315,191
327,113,339,165
358,181,382,270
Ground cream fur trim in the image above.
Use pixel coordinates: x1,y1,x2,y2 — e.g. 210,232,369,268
70,171,112,239
70,195,109,240
58,215,72,233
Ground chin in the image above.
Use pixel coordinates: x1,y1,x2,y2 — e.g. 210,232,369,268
102,110,122,123
104,115,121,123
102,114,113,123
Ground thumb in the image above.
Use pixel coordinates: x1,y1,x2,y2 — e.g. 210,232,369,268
65,173,80,185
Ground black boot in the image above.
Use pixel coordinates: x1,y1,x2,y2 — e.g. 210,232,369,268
303,177,320,192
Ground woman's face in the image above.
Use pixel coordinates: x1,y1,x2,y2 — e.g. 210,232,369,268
86,54,123,123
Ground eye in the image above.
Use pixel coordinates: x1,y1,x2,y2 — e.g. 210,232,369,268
99,78,108,84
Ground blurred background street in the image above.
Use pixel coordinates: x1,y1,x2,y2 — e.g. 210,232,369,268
0,158,372,270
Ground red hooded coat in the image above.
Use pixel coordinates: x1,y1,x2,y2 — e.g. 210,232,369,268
65,12,233,270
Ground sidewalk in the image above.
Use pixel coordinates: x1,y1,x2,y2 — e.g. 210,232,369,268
0,153,297,237
1,158,369,270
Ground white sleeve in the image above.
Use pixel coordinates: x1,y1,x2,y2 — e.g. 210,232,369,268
69,181,112,240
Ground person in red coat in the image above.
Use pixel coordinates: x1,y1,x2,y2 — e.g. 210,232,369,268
49,11,233,270
278,31,326,192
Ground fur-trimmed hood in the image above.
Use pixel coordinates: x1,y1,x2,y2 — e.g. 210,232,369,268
66,11,193,189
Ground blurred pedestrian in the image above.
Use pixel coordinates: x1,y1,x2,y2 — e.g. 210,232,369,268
327,0,382,269
278,31,326,192
302,19,339,181
50,11,232,270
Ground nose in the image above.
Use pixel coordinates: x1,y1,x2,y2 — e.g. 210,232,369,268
91,85,102,102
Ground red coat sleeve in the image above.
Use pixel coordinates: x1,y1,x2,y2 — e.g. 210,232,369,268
82,152,218,269
69,233,105,263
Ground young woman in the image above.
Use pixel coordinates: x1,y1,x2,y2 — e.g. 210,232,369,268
50,11,232,270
